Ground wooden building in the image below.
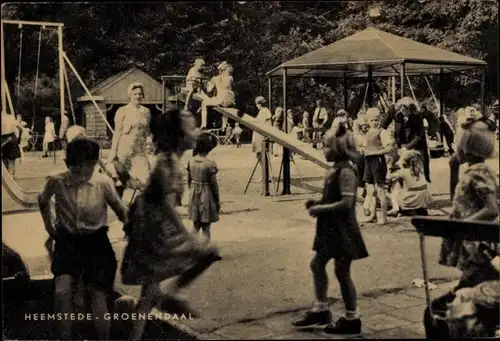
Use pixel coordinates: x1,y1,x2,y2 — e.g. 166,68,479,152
76,67,165,140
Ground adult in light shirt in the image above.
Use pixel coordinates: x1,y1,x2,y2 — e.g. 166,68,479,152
251,96,272,182
312,99,329,146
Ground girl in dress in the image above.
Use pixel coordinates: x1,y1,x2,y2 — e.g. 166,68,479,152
387,149,432,217
107,82,153,197
233,122,243,147
439,116,498,279
121,108,220,341
292,124,369,335
42,116,56,158
200,62,235,130
188,132,221,243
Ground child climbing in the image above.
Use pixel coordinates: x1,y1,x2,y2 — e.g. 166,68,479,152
184,57,206,111
292,124,369,335
187,132,221,244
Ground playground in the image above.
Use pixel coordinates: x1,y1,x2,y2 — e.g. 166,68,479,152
2,16,499,340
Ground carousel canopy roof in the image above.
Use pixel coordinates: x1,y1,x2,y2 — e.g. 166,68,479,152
266,27,487,78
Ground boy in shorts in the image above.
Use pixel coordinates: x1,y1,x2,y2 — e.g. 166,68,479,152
38,136,128,339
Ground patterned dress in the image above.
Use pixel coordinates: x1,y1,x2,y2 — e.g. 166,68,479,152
187,156,220,224
439,163,499,271
115,104,152,188
120,152,218,285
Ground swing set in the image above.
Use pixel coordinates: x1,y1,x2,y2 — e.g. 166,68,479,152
1,20,135,196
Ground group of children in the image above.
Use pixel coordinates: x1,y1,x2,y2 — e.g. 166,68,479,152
38,108,223,340
292,99,498,335
36,83,498,340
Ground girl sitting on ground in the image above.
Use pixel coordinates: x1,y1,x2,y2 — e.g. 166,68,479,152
387,149,432,217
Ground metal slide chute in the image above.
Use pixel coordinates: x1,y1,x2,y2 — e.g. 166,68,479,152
191,93,330,169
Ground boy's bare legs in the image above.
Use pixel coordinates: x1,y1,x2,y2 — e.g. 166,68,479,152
375,183,388,225
54,275,75,340
363,184,377,222
88,283,111,340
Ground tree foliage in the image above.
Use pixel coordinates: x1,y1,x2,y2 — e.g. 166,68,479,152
1,0,497,123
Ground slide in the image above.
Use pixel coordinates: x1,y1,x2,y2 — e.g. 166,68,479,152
2,164,40,214
191,93,330,169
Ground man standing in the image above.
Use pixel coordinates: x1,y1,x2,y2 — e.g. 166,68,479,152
312,99,329,148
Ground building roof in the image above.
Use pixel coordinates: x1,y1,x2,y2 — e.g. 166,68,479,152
266,27,486,78
77,67,165,104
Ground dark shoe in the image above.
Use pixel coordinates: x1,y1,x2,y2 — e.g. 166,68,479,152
292,310,332,327
157,295,200,318
324,317,362,334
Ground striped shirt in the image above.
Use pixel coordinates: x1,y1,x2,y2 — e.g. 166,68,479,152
39,170,127,234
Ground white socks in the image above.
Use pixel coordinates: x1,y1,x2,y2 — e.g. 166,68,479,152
345,309,360,320
311,301,329,312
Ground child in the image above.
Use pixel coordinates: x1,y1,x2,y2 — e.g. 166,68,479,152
42,116,56,158
120,108,220,341
38,137,128,340
330,109,348,132
233,122,243,147
387,149,432,217
353,113,369,195
184,57,205,111
292,124,369,334
439,117,498,275
361,108,391,225
187,132,221,243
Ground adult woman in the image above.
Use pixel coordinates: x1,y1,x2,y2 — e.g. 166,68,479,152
16,114,29,161
252,96,273,182
108,82,153,197
1,112,22,174
271,107,284,156
199,62,235,130
42,117,56,158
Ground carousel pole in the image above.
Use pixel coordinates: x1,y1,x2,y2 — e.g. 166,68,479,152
1,20,6,113
480,66,485,116
282,68,291,195
400,63,406,100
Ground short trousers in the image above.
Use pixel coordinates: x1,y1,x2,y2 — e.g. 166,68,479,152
1,133,21,161
363,155,387,184
51,226,117,292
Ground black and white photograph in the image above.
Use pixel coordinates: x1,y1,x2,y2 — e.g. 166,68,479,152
1,1,499,339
